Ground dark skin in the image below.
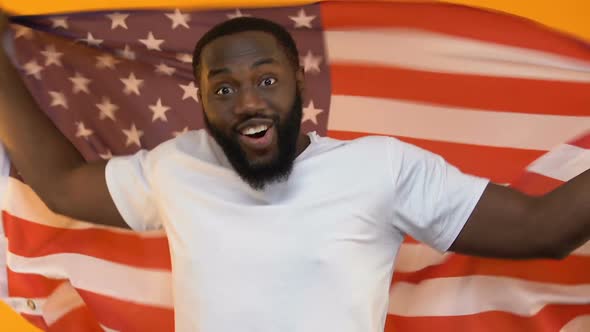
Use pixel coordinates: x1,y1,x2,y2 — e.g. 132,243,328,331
0,12,588,259
198,31,309,165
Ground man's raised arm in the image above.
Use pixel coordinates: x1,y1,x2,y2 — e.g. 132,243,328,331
0,12,128,228
450,170,590,260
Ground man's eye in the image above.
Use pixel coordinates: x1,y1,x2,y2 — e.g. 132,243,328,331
259,77,277,87
215,86,234,95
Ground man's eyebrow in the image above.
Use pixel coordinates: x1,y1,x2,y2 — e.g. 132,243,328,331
207,58,278,79
207,67,230,79
251,57,277,68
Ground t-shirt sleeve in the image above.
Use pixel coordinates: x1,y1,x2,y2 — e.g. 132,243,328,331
105,150,161,231
386,138,489,252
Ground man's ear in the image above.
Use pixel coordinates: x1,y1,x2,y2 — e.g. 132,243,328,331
295,67,305,95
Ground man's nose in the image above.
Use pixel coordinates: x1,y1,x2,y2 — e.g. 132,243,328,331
235,86,265,115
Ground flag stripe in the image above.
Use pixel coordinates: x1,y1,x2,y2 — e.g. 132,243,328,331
320,2,590,62
393,253,590,285
76,289,174,332
384,304,590,332
7,269,64,298
328,130,545,182
42,282,85,326
526,144,590,182
3,212,171,270
330,64,590,117
325,30,590,83
47,306,106,332
6,252,173,308
389,276,590,316
328,95,589,151
511,172,567,196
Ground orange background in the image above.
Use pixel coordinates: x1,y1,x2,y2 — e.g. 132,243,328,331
0,0,589,331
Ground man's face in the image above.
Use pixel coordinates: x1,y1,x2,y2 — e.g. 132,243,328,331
198,31,305,190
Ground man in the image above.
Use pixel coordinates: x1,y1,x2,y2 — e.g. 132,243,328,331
0,12,588,332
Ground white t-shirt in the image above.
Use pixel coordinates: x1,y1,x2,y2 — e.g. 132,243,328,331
105,129,488,332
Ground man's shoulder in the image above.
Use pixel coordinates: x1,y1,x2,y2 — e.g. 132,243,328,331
150,128,210,155
311,133,396,153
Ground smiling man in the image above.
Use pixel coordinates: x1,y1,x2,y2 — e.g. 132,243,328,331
0,14,589,332
195,25,309,190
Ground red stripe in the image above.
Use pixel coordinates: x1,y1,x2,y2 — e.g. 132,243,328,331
20,314,49,331
2,211,171,270
321,1,590,62
384,304,590,332
511,171,566,196
47,306,104,332
328,130,544,183
393,253,590,285
7,268,64,298
568,132,590,149
331,64,590,116
76,289,174,332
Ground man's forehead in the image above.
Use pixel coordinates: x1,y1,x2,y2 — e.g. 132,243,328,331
201,31,287,68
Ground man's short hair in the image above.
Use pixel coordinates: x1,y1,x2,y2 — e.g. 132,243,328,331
192,17,301,81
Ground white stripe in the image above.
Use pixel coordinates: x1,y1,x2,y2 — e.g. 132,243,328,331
395,243,449,272
328,94,590,150
6,252,173,309
101,325,119,332
561,315,590,332
389,275,590,316
4,297,46,316
572,241,590,256
0,144,10,299
325,29,590,82
3,177,165,238
43,282,85,326
526,144,590,182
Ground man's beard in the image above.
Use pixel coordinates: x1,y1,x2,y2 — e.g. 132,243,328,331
204,91,303,191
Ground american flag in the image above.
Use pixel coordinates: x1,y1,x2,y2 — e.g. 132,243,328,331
1,1,590,331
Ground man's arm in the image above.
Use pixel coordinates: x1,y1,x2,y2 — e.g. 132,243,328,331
0,13,127,228
449,169,590,260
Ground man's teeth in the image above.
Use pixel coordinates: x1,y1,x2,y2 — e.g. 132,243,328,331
241,124,269,135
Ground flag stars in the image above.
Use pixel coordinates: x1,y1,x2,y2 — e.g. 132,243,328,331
176,53,192,63
300,50,322,74
155,62,176,76
69,72,92,94
227,9,251,19
14,25,34,39
106,12,129,30
48,91,68,109
79,32,103,47
289,9,316,28
302,100,324,125
96,97,118,121
122,124,144,147
96,53,120,69
165,9,190,29
41,45,64,67
117,44,136,60
99,150,113,160
179,82,199,102
50,17,69,29
75,122,94,139
22,60,43,79
149,98,171,122
139,32,164,51
120,72,144,95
